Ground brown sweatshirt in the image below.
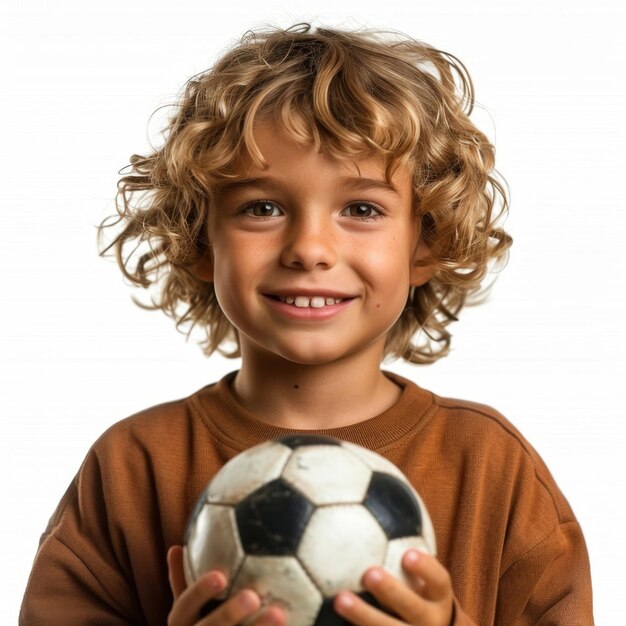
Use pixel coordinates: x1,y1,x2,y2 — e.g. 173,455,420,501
20,372,593,625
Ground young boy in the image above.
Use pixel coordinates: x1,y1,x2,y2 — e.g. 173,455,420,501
20,24,593,625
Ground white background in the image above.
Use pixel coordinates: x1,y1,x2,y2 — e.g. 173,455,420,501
1,0,624,623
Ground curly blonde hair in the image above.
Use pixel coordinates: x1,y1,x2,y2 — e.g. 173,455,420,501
98,23,512,364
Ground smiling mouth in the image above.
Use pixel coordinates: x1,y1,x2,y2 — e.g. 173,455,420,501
267,295,349,308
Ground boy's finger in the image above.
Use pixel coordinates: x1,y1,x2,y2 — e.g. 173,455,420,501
251,605,287,626
360,567,431,624
200,589,261,626
401,550,452,602
167,545,187,599
334,590,399,626
168,571,227,625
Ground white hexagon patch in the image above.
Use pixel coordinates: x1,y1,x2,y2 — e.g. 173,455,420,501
297,504,387,596
206,441,291,505
282,445,371,505
232,555,322,626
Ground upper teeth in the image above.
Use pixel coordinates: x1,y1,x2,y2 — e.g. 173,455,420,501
280,296,344,308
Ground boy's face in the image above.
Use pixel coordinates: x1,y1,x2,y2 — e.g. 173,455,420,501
199,121,429,367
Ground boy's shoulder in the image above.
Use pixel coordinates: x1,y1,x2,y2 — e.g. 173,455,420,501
430,392,528,445
428,390,543,466
88,383,220,465
97,393,199,440
391,373,533,453
423,387,575,518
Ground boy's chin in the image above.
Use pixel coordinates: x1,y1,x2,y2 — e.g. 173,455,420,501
259,339,385,369
273,348,348,367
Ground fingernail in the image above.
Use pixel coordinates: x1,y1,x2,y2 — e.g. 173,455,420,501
335,592,355,609
260,607,283,626
205,572,224,592
405,549,421,564
238,590,259,611
364,568,383,585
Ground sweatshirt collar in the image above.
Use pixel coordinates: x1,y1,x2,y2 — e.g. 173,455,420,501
192,370,434,452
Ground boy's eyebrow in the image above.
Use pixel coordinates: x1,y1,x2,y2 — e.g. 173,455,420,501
217,177,278,194
338,176,400,196
218,175,400,196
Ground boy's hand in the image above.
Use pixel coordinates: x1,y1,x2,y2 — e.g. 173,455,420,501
166,546,285,626
334,550,454,626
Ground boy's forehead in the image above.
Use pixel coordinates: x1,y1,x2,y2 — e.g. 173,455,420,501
227,120,411,187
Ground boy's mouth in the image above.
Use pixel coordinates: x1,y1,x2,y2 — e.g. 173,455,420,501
265,294,352,309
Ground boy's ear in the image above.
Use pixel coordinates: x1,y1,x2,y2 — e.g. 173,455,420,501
190,248,214,282
409,239,434,287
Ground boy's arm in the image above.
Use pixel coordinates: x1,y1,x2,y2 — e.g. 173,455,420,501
19,448,147,625
496,519,593,623
20,530,140,625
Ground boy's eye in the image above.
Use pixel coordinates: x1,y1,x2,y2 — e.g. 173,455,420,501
341,203,383,219
241,201,282,217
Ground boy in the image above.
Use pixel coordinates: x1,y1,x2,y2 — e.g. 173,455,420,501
20,23,593,625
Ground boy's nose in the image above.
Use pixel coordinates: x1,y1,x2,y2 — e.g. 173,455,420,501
280,219,338,271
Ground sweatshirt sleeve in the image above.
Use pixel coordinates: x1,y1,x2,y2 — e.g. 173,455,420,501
448,519,592,625
19,449,147,625
488,421,594,625
495,519,593,624
426,397,594,624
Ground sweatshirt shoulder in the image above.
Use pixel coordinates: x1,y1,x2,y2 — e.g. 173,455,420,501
429,392,576,523
90,385,215,456
431,393,534,452
99,396,191,439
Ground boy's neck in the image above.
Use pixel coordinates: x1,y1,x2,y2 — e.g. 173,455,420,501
231,349,402,430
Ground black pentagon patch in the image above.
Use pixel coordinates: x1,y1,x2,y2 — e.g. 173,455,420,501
277,435,342,448
313,593,395,625
235,478,314,555
363,472,422,539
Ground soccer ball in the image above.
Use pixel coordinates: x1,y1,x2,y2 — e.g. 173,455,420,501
183,435,436,626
